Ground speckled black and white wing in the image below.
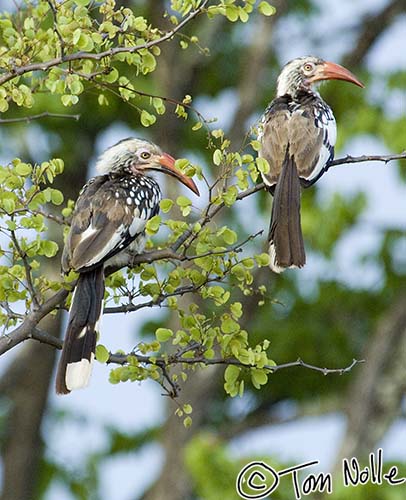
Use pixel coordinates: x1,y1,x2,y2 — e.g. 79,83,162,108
303,97,336,185
62,173,161,273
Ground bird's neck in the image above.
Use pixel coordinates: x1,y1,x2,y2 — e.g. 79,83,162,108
277,85,320,102
276,73,320,100
109,169,146,182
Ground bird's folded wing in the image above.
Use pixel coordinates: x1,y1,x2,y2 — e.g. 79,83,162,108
259,99,290,186
63,177,147,272
259,95,335,186
288,110,323,179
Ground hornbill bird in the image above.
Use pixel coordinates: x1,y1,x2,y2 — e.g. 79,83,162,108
259,56,364,273
56,138,199,394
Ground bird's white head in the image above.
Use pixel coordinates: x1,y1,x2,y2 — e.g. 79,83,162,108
276,55,364,98
95,137,199,195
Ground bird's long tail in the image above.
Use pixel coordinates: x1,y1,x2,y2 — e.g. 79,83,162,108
268,151,306,273
56,266,104,394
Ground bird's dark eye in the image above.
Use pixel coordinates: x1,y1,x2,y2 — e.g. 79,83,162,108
140,151,151,160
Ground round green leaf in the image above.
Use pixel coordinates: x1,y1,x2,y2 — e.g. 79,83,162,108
156,328,173,342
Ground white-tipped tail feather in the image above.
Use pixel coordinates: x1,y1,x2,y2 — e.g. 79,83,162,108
56,266,104,395
269,242,299,273
65,354,95,391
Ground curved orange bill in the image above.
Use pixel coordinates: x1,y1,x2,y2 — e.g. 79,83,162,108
158,153,200,196
313,61,364,88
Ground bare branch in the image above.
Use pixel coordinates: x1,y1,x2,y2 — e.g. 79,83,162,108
0,112,81,124
45,0,66,59
329,151,406,168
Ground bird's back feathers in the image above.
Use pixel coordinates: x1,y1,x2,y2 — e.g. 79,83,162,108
259,91,336,187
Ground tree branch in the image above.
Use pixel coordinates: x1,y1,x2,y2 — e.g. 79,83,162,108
0,150,404,357
3,324,364,379
0,1,209,87
46,0,66,59
0,112,80,124
109,351,364,377
0,286,70,355
329,151,406,168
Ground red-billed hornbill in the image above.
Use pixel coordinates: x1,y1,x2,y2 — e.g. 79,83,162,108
56,138,199,394
259,56,364,273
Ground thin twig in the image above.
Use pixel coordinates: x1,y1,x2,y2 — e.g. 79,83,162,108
329,152,406,168
9,228,41,310
0,112,80,124
46,0,66,59
159,363,181,398
108,350,364,376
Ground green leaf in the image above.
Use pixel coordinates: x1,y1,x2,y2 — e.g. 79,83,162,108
256,157,270,174
15,163,32,176
225,5,239,22
230,302,243,319
140,110,156,127
239,7,249,22
213,149,222,166
176,195,192,208
40,240,59,258
152,97,166,115
104,68,119,83
134,16,148,31
224,365,241,385
183,416,192,428
250,139,261,151
183,404,193,415
222,186,238,206
0,192,17,213
98,94,109,106
61,95,79,107
255,253,270,267
258,1,276,16
192,121,203,131
160,199,174,213
221,317,240,334
221,228,237,245
50,189,64,205
142,52,157,72
95,344,110,363
156,327,173,342
6,220,17,231
145,215,161,235
251,368,268,389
